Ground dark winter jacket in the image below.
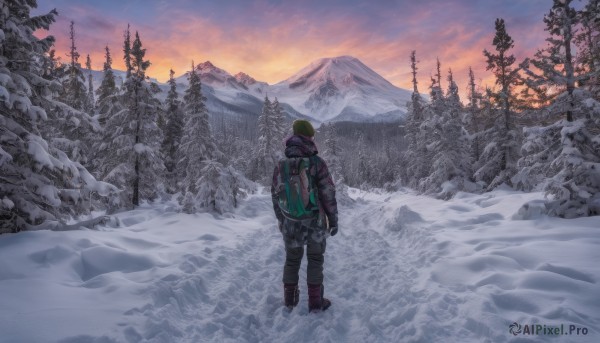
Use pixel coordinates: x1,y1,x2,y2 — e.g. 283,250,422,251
271,135,338,235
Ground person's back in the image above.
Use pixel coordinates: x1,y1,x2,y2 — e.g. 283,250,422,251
271,120,338,312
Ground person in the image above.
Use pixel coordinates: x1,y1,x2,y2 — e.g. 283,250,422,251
271,119,338,312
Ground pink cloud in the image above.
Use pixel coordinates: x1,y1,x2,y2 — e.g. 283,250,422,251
40,1,551,103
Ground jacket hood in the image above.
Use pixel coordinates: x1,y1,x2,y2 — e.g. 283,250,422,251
284,135,318,158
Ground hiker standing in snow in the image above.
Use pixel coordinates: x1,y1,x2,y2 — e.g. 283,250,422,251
271,120,338,312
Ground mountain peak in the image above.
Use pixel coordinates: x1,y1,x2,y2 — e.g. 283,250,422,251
234,72,257,86
272,55,410,122
196,61,218,71
324,55,359,63
281,55,392,91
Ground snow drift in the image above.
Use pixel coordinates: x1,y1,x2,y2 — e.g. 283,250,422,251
0,188,598,342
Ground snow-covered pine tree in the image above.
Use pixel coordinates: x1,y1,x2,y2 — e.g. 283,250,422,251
410,66,452,192
95,46,118,121
271,97,286,159
84,54,94,114
91,45,122,178
355,132,372,189
0,1,116,233
514,92,600,217
60,21,89,112
43,21,97,167
445,68,461,106
409,51,426,120
123,24,132,78
190,160,253,214
521,0,579,122
178,61,221,213
41,48,60,81
251,95,277,183
466,67,484,164
420,69,473,198
402,50,427,188
435,58,443,92
514,0,600,217
467,67,480,113
101,30,164,208
429,58,445,114
379,133,401,190
161,69,184,193
575,0,600,98
476,18,520,190
322,123,345,186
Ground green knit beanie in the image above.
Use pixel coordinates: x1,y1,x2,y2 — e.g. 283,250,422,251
292,120,315,137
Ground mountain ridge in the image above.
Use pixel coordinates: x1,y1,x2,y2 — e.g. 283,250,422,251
87,56,412,123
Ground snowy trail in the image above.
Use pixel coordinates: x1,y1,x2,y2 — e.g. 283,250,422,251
1,188,599,342
117,191,501,342
114,192,442,343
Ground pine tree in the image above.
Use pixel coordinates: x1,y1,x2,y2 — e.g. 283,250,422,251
42,48,60,80
467,67,484,164
514,95,600,217
1,2,116,233
445,68,461,108
271,97,286,159
95,46,118,119
161,69,184,193
409,50,425,120
514,0,600,217
91,46,121,177
44,22,97,167
467,67,480,113
429,58,445,114
322,123,345,185
419,69,472,198
521,0,580,121
178,61,220,212
101,30,164,208
355,132,372,188
85,54,95,113
253,95,275,183
478,18,520,189
402,50,427,188
60,21,88,112
575,0,600,98
435,57,443,90
123,24,133,77
191,160,253,214
379,133,400,190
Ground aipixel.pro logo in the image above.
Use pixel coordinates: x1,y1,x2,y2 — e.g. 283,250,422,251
509,322,589,336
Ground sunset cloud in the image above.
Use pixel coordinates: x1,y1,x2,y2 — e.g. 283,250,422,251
35,0,554,101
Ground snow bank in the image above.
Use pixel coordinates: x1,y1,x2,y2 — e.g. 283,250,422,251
0,189,598,342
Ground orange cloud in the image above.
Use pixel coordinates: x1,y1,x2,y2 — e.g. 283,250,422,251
40,2,549,103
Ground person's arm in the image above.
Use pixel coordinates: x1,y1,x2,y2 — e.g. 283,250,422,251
314,157,338,229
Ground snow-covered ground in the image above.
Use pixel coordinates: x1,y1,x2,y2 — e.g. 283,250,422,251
0,187,599,342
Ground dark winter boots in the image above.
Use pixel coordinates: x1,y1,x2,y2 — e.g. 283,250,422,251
308,283,331,312
284,283,299,309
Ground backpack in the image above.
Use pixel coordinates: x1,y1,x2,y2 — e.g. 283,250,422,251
275,156,320,221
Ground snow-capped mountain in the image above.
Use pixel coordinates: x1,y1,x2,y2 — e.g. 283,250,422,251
86,56,412,123
270,56,411,122
170,62,304,120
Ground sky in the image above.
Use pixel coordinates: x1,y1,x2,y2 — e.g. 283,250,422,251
35,0,557,98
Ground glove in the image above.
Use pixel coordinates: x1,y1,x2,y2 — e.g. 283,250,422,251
329,226,338,237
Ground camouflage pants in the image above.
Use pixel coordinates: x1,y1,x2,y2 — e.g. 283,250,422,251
281,218,327,285
280,217,327,248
